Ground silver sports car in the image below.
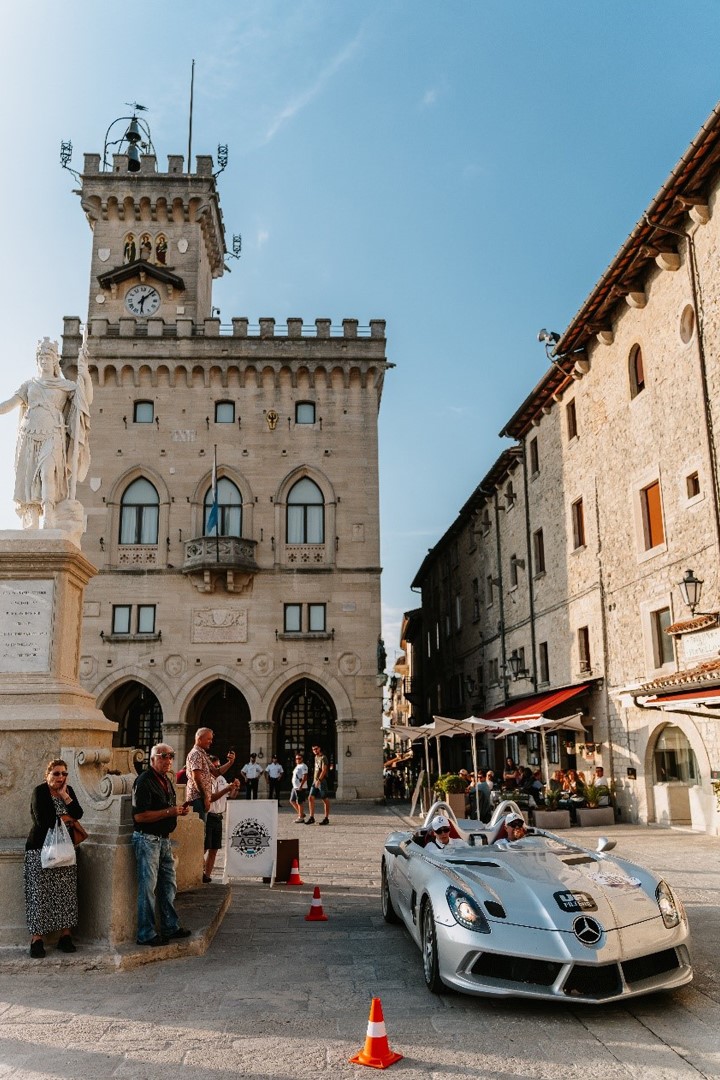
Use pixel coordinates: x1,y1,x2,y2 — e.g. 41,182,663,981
381,801,692,1002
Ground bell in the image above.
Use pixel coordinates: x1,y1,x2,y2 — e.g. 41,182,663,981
127,144,141,173
125,117,142,144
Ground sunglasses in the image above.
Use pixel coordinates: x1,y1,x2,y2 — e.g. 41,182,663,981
435,827,450,834
50,771,68,777
155,752,175,759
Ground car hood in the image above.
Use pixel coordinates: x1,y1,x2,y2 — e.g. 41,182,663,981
439,846,660,931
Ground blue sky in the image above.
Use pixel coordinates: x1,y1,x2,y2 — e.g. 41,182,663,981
1,1,720,665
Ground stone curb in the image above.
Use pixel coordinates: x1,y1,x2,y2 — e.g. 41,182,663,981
0,883,230,973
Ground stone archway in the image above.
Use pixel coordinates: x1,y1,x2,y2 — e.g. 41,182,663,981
184,679,251,780
274,678,338,792
102,679,163,767
648,722,700,827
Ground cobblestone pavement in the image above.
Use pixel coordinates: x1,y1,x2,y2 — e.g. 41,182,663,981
0,803,718,1079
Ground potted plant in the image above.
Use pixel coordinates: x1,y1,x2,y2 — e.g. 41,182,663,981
433,773,468,819
533,782,571,830
576,783,615,827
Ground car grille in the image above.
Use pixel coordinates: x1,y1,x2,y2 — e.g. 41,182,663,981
470,953,562,987
622,948,680,984
563,963,622,998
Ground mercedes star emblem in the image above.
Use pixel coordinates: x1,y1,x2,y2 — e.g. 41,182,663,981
573,915,603,946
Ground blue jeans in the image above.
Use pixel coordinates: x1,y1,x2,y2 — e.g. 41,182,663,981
132,832,180,943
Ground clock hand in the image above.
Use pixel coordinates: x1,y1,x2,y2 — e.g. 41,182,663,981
138,292,148,312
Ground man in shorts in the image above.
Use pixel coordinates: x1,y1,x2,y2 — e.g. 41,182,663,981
203,756,240,882
304,744,330,825
289,752,309,822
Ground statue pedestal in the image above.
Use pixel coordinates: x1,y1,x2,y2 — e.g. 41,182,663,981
0,532,205,947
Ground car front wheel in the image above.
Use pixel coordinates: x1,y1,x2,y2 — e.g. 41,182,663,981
381,859,400,924
421,899,445,993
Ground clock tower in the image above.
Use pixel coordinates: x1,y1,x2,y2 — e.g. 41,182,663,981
81,149,225,328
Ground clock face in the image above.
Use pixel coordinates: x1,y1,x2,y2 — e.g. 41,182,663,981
125,284,161,317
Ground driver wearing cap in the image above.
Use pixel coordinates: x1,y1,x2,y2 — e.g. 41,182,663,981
427,814,460,855
494,812,533,848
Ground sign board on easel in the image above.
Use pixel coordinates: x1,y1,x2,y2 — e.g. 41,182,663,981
410,769,426,817
223,799,278,883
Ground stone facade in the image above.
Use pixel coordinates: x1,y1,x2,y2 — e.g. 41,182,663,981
407,102,720,832
62,146,389,800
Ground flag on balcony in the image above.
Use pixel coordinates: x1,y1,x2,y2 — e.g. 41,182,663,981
207,447,219,534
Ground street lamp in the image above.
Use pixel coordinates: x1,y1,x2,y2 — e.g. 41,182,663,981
506,650,530,681
679,568,704,615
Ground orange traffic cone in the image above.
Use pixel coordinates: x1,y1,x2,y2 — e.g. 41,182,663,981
349,997,403,1070
304,885,328,921
287,858,304,886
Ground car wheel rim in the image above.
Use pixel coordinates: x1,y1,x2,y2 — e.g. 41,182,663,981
422,906,434,982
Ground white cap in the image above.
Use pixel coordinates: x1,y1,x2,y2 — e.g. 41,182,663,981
505,812,525,829
430,814,451,832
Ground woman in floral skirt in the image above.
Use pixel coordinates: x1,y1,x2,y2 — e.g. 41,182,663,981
24,759,84,958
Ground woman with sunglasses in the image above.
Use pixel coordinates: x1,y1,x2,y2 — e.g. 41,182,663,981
24,758,84,958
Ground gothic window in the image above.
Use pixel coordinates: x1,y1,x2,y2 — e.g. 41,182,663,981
204,477,242,537
119,478,159,545
287,478,324,544
629,344,645,398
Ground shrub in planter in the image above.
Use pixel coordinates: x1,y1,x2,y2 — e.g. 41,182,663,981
434,773,468,798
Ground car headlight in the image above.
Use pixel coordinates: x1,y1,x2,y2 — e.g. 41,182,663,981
446,887,490,934
656,880,682,928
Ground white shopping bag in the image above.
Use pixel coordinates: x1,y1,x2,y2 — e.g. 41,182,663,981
40,818,77,869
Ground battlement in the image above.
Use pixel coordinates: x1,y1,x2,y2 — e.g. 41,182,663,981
63,315,386,343
83,153,214,176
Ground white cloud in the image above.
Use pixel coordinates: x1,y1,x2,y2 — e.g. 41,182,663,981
264,31,363,142
257,229,270,249
421,88,438,108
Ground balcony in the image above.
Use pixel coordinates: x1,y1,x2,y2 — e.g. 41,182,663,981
182,535,259,594
403,677,422,705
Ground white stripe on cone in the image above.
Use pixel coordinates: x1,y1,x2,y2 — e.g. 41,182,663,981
367,1021,387,1038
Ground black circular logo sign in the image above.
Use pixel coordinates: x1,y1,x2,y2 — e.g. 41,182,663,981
230,817,271,859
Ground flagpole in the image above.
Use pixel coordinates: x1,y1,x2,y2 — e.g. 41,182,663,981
214,444,219,564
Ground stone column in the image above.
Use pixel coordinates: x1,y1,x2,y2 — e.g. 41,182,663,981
334,719,357,800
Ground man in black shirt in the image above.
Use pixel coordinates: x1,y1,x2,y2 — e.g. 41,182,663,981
131,743,192,946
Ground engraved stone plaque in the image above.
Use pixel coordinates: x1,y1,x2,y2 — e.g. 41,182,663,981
192,608,248,643
0,580,54,673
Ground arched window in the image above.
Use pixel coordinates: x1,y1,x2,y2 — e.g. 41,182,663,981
287,478,324,544
119,478,159,545
629,344,645,398
204,477,242,536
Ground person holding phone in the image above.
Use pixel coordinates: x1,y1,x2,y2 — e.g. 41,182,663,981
24,759,84,958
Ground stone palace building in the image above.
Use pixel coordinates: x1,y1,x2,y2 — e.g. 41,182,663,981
60,127,389,799
400,101,720,834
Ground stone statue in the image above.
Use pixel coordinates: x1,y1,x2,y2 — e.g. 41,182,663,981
377,635,387,675
0,335,92,537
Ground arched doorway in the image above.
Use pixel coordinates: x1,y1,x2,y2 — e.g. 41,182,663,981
650,723,700,826
103,680,163,767
185,680,250,780
275,679,337,791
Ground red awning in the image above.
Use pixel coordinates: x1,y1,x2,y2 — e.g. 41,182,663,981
644,685,720,706
481,683,591,723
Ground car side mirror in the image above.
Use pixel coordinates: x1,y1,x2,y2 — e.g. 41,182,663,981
596,836,616,853
385,841,409,859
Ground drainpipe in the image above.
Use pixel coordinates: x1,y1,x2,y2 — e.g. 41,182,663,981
520,442,538,691
493,491,508,703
